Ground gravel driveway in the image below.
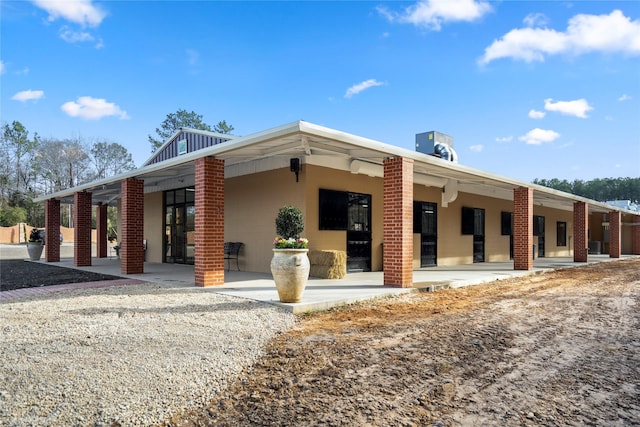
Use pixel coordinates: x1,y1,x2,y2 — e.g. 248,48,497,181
0,283,296,426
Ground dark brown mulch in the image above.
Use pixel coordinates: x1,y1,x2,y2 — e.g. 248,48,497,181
0,259,123,292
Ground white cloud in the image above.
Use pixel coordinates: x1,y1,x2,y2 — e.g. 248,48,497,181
479,10,640,64
523,13,549,28
496,136,513,143
378,0,492,31
0,60,5,74
344,79,385,99
544,98,593,118
469,144,483,152
32,0,106,27
618,94,632,101
61,96,129,120
12,90,45,102
519,128,560,145
59,26,94,43
528,109,546,119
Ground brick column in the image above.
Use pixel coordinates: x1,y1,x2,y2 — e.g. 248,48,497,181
74,191,92,267
609,211,621,258
513,187,533,270
96,203,108,258
121,178,144,274
573,202,589,262
633,215,640,255
383,157,414,288
45,199,61,262
195,157,225,287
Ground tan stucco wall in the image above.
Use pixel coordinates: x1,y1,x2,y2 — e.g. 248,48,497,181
144,192,164,263
589,212,636,255
434,192,513,265
411,189,575,266
304,164,385,271
225,167,306,272
137,162,633,273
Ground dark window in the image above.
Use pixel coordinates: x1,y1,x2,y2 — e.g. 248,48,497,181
348,193,370,232
474,208,485,236
533,215,545,236
414,201,437,234
461,207,475,235
557,221,567,246
501,211,513,236
319,189,348,230
462,207,484,235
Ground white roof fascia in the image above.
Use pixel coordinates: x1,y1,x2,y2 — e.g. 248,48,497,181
34,120,638,216
299,122,640,214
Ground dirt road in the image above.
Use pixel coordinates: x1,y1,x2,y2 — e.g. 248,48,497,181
164,258,640,426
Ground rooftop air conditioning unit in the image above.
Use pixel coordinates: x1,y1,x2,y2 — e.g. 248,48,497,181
416,131,458,163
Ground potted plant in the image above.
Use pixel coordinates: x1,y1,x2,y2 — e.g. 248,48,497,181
26,227,44,261
270,205,310,303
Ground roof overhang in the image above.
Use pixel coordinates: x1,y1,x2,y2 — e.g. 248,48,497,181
34,120,638,216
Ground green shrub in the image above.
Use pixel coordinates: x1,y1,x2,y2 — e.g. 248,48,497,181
275,205,304,240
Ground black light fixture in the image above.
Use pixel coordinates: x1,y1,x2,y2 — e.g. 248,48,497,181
290,158,300,182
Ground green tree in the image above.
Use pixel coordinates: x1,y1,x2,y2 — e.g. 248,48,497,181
0,205,27,226
1,121,39,194
213,120,234,135
533,177,640,203
148,109,234,152
90,141,136,180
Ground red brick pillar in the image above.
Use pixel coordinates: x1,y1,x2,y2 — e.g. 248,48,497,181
383,157,414,288
633,215,640,255
121,178,144,274
195,157,225,287
74,191,92,267
573,202,589,262
45,199,61,262
609,211,621,258
96,203,108,258
513,187,533,270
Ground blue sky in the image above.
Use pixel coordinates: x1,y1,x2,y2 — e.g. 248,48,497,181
2,0,639,182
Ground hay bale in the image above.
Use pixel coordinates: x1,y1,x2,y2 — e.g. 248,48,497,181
309,250,347,279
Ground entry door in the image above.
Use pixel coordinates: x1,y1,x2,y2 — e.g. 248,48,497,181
346,193,371,272
535,215,545,258
164,188,195,265
473,209,485,263
415,201,437,267
166,205,186,263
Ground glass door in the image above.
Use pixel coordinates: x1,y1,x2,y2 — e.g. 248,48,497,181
473,208,485,263
346,193,371,272
164,188,195,265
418,202,437,267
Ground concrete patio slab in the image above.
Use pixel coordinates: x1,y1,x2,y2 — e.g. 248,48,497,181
7,251,635,313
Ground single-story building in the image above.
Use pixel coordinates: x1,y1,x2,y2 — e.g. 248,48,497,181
35,120,640,287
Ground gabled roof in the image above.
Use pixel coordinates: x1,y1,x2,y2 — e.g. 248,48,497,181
144,127,237,166
34,120,639,216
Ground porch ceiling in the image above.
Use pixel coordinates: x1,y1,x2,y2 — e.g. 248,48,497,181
35,121,632,216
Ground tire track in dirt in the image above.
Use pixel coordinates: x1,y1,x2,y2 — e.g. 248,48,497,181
163,258,640,427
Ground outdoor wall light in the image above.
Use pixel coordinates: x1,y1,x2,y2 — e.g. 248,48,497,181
290,158,300,182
